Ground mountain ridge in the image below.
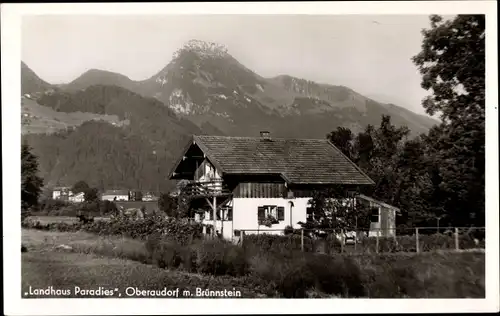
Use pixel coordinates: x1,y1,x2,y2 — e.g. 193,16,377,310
20,39,440,191
22,39,438,136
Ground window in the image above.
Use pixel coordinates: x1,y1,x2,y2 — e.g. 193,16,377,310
258,205,285,222
226,208,233,221
370,207,380,223
306,207,314,222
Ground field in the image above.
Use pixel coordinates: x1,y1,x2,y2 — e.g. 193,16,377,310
21,97,129,135
22,229,262,298
21,227,485,298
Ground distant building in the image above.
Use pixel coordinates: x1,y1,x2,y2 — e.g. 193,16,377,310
69,192,85,203
52,187,72,201
101,190,130,202
129,190,144,202
142,192,159,202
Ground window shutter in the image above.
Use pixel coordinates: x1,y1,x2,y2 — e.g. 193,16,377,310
257,206,265,221
277,207,285,221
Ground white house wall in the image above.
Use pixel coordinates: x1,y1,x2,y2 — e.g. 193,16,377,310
102,195,129,201
232,197,310,235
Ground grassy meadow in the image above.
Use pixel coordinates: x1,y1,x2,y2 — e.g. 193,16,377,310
22,226,485,298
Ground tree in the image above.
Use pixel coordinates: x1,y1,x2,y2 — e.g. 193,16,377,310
412,15,485,227
21,142,44,219
84,188,99,203
158,193,178,217
72,180,90,194
327,127,354,160
299,185,371,236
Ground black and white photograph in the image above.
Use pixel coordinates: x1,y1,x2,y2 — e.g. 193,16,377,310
2,1,498,315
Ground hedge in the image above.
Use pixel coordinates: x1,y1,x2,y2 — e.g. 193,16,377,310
22,216,203,244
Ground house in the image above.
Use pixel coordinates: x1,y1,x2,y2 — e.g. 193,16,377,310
142,192,159,201
52,187,72,201
114,201,160,215
169,132,375,240
356,194,400,238
101,189,130,202
69,191,85,203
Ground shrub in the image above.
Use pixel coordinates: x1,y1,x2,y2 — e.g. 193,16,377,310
243,234,309,253
39,198,71,212
23,215,204,246
242,233,342,255
249,250,313,298
195,239,249,277
249,249,365,298
357,233,484,253
151,239,184,269
305,253,365,297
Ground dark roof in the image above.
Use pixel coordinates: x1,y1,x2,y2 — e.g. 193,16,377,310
102,190,129,196
171,135,374,185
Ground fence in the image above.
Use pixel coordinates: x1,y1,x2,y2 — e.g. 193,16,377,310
235,227,485,254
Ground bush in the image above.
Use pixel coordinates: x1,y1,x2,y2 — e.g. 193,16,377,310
357,233,484,253
195,239,249,277
22,215,203,245
249,250,312,297
39,198,71,212
305,253,365,297
242,233,342,255
248,248,365,298
243,234,309,253
151,239,184,269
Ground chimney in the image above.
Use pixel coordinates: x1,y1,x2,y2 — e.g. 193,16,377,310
260,131,270,140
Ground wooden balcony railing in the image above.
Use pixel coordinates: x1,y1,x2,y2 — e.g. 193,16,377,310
180,180,232,197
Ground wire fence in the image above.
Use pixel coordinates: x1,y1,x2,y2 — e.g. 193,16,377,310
234,226,486,254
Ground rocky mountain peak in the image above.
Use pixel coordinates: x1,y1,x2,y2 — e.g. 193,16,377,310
173,39,230,60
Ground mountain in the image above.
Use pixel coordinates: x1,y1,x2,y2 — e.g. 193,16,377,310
21,62,53,95
22,83,222,191
21,96,129,135
60,39,439,137
62,69,143,94
21,39,439,191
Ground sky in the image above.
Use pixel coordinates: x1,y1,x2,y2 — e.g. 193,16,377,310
22,14,441,115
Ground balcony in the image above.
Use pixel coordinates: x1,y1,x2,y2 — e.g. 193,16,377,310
180,180,233,198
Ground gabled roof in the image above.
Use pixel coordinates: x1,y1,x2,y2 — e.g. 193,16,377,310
357,194,401,212
170,135,374,185
102,189,129,196
53,186,71,191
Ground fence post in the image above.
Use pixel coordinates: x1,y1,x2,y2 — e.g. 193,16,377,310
416,228,420,253
454,227,459,251
340,229,344,253
354,229,357,252
301,228,304,252
375,229,379,254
